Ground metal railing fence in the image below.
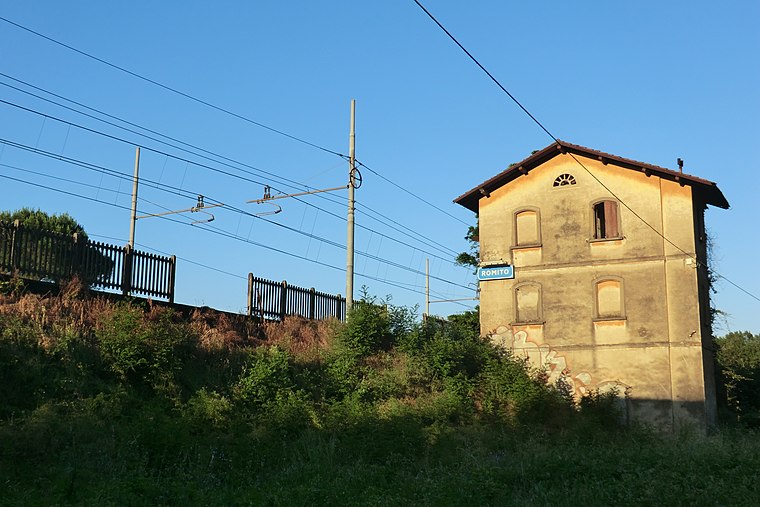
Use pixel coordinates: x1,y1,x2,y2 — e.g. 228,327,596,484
0,220,175,301
247,273,345,321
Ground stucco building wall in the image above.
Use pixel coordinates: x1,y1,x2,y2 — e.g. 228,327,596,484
471,150,718,429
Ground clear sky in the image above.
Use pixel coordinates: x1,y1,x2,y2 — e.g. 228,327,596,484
0,1,757,333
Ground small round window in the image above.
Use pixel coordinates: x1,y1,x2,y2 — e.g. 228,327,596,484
553,173,576,187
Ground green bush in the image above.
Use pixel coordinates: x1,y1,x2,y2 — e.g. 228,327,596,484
339,299,392,357
403,320,490,383
0,315,49,417
234,345,294,406
715,331,760,426
96,304,192,396
183,388,232,431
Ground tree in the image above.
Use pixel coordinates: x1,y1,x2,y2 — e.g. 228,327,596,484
0,208,114,285
714,330,760,426
0,208,87,238
455,217,479,271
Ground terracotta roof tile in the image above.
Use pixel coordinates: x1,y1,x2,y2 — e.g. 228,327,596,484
454,141,729,212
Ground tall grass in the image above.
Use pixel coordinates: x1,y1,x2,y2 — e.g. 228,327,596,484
0,288,758,505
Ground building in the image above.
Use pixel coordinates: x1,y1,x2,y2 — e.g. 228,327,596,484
454,141,728,429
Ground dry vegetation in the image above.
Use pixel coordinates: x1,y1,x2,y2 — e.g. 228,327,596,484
1,282,759,506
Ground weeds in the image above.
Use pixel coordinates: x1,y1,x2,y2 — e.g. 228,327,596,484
0,290,758,505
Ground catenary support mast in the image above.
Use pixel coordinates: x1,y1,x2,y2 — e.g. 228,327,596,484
346,100,356,312
128,146,140,248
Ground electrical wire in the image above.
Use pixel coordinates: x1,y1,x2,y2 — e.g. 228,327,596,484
0,154,474,292
355,159,470,226
0,93,466,265
411,0,760,305
90,233,248,281
1,74,474,260
0,170,450,299
0,16,347,159
0,75,322,194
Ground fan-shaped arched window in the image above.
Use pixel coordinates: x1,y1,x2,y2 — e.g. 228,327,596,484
553,173,576,187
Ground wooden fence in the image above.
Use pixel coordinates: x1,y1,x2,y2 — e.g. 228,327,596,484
247,273,345,321
0,221,176,302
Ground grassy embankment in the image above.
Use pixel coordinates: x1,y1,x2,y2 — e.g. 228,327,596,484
1,283,758,506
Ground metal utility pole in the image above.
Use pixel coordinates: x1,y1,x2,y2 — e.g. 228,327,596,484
128,146,141,248
346,99,356,312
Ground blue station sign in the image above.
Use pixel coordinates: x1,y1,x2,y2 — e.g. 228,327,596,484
477,265,514,281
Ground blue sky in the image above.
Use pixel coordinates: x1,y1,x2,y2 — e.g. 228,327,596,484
0,1,757,333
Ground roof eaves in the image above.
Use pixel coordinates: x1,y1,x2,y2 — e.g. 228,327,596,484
454,141,729,211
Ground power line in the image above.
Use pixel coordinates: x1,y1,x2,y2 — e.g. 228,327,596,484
411,0,760,305
1,72,472,257
0,75,322,193
0,93,466,266
90,233,248,281
0,137,198,201
355,159,470,226
0,171,447,300
0,16,347,159
0,74,462,258
0,149,474,292
0,16,479,301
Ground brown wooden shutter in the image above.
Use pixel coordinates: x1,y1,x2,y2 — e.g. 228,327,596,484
604,201,619,238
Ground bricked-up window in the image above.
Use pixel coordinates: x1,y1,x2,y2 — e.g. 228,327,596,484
595,278,624,319
514,209,540,246
515,282,542,323
593,200,620,239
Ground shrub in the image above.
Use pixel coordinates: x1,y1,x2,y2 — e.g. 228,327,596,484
0,315,49,417
183,388,232,431
96,303,192,396
715,331,760,426
476,350,573,426
233,345,296,410
403,320,491,384
339,299,391,357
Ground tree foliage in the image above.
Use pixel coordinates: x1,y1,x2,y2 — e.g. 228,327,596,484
0,208,88,238
715,330,760,426
0,208,113,284
455,218,479,270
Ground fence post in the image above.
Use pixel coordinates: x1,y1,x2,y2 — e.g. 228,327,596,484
121,244,133,296
9,220,21,276
72,232,87,280
336,294,342,321
168,255,176,304
309,288,316,320
247,273,254,317
280,280,288,321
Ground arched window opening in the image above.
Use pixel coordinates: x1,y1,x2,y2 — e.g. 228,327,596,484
553,173,577,187
595,278,624,319
593,200,620,239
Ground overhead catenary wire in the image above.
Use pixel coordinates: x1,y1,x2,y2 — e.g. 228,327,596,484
0,75,323,194
1,74,463,258
0,170,463,301
0,93,466,265
355,159,470,227
1,134,469,283
411,0,760,305
1,66,474,240
0,16,347,160
0,148,474,292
